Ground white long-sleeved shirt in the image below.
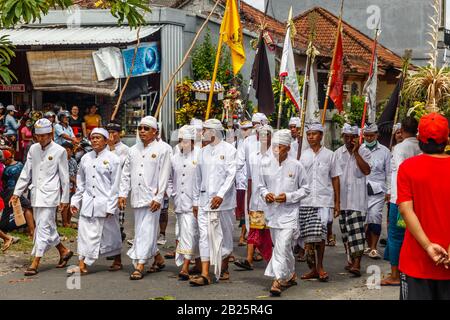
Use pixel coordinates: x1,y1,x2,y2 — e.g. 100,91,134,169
71,148,121,217
108,141,129,168
248,148,273,212
390,137,421,204
334,144,372,213
193,140,237,211
119,140,171,208
366,142,391,195
14,141,70,207
300,146,342,208
168,146,201,213
259,156,310,229
236,134,259,186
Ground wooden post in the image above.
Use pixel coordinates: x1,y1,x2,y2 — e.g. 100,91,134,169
276,78,285,129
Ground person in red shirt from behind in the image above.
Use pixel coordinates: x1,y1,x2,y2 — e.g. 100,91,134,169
397,113,450,300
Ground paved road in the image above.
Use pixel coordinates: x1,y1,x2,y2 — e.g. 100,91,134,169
0,209,398,300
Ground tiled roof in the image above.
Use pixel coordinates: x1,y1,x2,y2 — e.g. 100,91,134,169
292,7,405,74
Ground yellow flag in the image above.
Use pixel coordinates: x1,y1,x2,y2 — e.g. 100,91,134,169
220,0,246,75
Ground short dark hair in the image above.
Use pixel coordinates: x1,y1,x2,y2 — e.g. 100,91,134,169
419,139,446,154
401,117,418,135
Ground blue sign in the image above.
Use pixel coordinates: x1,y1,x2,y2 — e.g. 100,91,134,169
122,42,161,77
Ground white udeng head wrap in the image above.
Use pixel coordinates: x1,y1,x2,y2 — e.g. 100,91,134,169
178,125,196,140
363,123,378,133
203,119,224,130
305,122,324,133
91,127,109,139
139,116,158,129
251,112,268,125
272,129,292,146
342,123,359,135
289,117,301,128
257,124,273,134
393,123,401,132
239,120,253,129
34,118,53,134
190,118,203,130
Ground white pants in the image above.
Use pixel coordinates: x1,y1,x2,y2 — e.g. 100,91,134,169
198,209,234,261
175,212,199,267
127,207,160,266
265,228,296,281
77,215,122,266
32,207,60,258
366,194,384,225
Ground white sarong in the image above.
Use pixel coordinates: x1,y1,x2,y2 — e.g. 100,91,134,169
366,193,384,225
175,212,200,267
265,228,296,281
32,207,60,257
77,215,122,266
198,209,234,280
127,207,160,266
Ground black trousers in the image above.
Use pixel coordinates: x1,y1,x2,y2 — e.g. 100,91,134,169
400,273,450,300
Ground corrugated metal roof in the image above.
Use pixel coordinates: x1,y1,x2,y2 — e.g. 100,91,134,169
0,26,161,46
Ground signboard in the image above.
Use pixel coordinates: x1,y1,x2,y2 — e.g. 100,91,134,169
122,42,161,77
0,84,25,92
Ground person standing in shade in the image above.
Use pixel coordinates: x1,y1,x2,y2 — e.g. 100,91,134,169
54,111,77,146
69,105,86,138
260,129,310,296
362,123,391,260
12,118,73,276
334,124,371,277
84,105,102,137
382,117,421,286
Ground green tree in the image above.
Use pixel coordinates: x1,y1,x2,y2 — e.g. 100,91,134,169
0,0,151,84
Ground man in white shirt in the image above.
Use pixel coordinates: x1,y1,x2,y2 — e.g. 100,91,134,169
190,119,237,286
12,118,73,276
288,116,301,159
68,128,122,275
260,129,310,296
299,122,341,282
382,117,421,286
362,124,391,260
334,124,371,277
168,125,202,280
119,116,171,280
234,124,274,271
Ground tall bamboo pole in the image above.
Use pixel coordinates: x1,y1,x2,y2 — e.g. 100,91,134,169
205,35,224,120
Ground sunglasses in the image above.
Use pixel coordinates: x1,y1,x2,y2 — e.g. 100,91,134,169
137,125,151,132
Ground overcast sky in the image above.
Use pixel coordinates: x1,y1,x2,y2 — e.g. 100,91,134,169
243,0,264,11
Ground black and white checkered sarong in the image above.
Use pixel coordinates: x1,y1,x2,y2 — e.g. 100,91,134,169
299,207,326,244
339,210,366,258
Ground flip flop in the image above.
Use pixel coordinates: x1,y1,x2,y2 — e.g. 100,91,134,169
108,264,123,272
130,269,144,280
234,259,254,271
56,251,74,268
1,237,15,252
24,268,39,277
301,271,319,280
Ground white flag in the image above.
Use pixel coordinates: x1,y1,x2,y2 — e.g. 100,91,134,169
279,22,301,111
305,63,320,123
363,54,378,124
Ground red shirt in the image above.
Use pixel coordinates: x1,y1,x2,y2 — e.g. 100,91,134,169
397,154,450,280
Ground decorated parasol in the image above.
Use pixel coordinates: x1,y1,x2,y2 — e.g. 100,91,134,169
192,80,225,101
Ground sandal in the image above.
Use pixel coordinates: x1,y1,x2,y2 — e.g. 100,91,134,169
108,263,123,272
269,280,282,297
234,259,254,271
190,275,211,286
368,249,381,260
148,262,165,273
24,267,39,277
282,274,297,287
178,271,190,281
1,236,17,252
380,277,400,286
253,253,263,262
219,270,230,281
164,251,176,259
56,251,74,268
326,234,336,247
349,267,361,277
130,269,144,280
301,271,319,280
66,266,88,276
319,271,329,282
